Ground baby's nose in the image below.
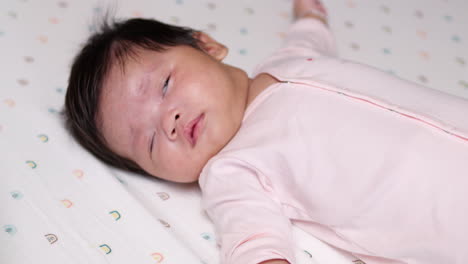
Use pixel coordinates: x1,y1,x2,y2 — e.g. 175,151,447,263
163,109,180,141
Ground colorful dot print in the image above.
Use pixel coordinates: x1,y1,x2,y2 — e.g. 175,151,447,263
4,225,18,236
45,234,59,244
10,191,24,200
99,244,112,255
109,211,121,221
335,1,467,96
25,160,37,169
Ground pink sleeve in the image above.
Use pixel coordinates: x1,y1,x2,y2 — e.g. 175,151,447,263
282,17,337,57
199,157,295,264
253,18,337,77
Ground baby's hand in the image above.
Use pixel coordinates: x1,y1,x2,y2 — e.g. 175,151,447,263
293,0,328,25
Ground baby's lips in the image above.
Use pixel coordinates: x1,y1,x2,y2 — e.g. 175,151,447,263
183,114,204,147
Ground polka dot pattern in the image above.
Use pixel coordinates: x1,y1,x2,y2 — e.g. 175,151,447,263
333,0,468,97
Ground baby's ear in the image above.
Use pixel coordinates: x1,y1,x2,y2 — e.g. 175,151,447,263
193,31,228,61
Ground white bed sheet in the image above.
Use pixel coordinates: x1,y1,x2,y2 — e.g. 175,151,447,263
1,0,467,263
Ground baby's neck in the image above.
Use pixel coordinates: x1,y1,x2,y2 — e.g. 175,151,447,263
246,73,280,108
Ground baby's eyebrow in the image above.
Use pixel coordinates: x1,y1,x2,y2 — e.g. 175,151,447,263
136,73,151,95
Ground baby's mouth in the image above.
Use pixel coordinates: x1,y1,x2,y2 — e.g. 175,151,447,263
184,114,205,147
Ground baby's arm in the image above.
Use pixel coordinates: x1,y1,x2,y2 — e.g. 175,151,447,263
285,0,336,57
200,158,295,264
252,0,336,77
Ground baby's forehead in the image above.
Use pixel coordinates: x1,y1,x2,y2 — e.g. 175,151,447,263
105,49,152,82
103,48,164,99
109,45,149,72
116,45,169,70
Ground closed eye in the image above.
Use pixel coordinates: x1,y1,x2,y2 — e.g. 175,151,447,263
162,75,170,96
149,132,155,156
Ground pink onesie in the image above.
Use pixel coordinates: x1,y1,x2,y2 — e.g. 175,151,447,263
199,18,468,264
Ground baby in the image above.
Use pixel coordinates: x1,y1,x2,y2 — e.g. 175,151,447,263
64,0,468,264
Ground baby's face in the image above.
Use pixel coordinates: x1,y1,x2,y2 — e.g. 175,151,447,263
98,44,249,182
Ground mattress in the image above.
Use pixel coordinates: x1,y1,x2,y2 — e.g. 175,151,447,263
1,0,467,263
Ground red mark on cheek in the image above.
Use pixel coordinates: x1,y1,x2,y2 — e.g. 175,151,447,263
307,58,314,61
